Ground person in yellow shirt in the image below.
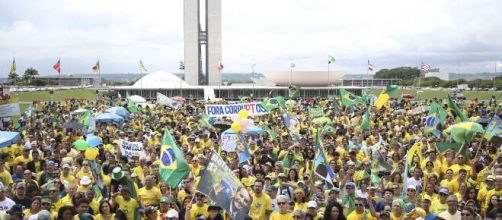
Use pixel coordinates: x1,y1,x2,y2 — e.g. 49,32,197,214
48,186,72,217
430,188,449,214
112,186,140,220
0,159,13,186
306,201,322,220
270,195,293,220
60,163,77,185
186,193,209,219
346,197,377,220
250,179,273,220
138,175,162,207
13,149,31,166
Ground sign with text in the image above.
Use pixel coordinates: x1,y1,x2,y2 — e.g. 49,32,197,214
205,102,267,117
221,131,239,152
119,140,147,159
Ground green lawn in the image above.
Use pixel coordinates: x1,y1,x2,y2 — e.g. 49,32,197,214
11,89,96,102
368,89,502,100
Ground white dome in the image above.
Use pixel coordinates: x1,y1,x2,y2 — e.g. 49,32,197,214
132,71,189,88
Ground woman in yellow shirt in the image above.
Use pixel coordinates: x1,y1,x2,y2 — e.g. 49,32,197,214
293,189,308,212
94,200,115,220
390,199,405,220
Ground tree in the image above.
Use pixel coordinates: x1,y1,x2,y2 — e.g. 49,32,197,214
23,68,39,82
374,67,420,80
7,72,19,85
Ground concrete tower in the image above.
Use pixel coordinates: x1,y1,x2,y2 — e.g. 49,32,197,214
184,0,222,86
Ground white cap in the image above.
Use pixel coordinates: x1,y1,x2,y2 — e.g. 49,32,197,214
166,209,178,218
62,163,71,169
307,201,317,208
407,185,416,191
80,176,91,185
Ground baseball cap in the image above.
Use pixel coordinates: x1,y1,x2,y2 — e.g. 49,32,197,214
267,185,278,192
439,188,448,195
166,209,178,218
487,175,495,181
80,176,91,185
37,210,52,220
345,182,356,189
407,185,416,191
307,201,317,208
160,196,169,204
278,173,287,178
16,182,26,189
62,163,71,169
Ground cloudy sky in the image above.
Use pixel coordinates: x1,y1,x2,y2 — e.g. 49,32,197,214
1,0,501,76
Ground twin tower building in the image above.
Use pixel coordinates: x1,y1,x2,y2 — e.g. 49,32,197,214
184,0,222,86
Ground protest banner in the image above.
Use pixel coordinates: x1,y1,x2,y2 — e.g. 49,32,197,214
205,102,267,117
308,107,324,118
0,103,20,118
221,131,239,152
119,140,147,159
197,151,252,220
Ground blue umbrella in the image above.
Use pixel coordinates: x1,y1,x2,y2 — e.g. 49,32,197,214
105,106,130,119
0,131,21,148
86,135,101,147
246,126,263,135
94,113,125,123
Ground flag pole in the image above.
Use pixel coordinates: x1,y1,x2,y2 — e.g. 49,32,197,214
328,59,330,97
140,60,143,97
290,58,293,84
366,60,369,88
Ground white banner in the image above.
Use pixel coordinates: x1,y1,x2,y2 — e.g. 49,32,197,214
157,93,180,109
205,102,267,118
119,140,147,159
221,132,239,152
0,103,20,118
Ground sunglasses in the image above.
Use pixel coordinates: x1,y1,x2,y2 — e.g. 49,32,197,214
355,203,364,207
277,202,286,206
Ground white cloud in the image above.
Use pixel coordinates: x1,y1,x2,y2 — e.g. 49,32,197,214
0,0,501,76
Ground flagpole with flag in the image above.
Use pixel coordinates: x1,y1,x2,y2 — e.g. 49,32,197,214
139,60,147,97
9,58,17,85
289,59,295,84
92,60,101,87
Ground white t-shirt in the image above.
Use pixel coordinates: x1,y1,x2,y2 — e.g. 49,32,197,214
0,198,15,212
438,210,461,220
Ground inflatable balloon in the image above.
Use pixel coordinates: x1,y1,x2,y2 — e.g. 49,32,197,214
85,148,98,160
231,122,242,132
238,109,249,119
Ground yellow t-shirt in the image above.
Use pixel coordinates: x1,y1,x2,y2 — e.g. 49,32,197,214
346,210,376,220
190,204,209,220
249,193,273,220
0,170,13,186
138,187,162,207
93,214,115,220
52,198,73,217
61,175,77,185
269,211,293,220
293,202,308,212
14,155,31,166
430,200,448,214
115,196,139,220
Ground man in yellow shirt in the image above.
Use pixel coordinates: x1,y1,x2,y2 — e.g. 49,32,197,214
138,175,161,207
269,195,293,220
112,186,140,220
188,193,209,219
0,159,13,186
430,188,449,214
249,179,273,220
346,197,376,220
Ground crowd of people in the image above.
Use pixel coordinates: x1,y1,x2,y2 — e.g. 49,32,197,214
0,93,500,220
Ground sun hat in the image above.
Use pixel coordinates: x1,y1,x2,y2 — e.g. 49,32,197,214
80,176,91,185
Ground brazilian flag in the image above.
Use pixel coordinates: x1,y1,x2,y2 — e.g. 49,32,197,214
339,89,363,106
260,96,286,112
160,129,190,188
288,84,300,99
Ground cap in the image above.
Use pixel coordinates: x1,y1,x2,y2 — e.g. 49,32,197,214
37,210,52,220
422,195,431,202
345,182,356,189
267,185,278,192
347,161,355,166
278,173,287,178
7,204,24,216
439,188,449,195
487,175,495,181
407,185,416,191
166,209,178,218
160,196,169,204
16,182,26,189
80,176,91,185
41,198,52,204
62,163,71,169
496,175,502,180
79,213,93,220
307,201,317,208
112,167,125,180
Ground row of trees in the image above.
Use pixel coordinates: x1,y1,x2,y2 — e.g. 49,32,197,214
7,68,43,86
375,67,501,89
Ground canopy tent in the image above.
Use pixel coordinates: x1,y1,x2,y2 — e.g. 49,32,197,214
0,131,21,148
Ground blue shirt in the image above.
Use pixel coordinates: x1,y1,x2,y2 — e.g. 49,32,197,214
424,212,437,220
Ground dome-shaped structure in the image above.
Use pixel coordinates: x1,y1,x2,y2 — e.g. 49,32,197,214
132,71,189,88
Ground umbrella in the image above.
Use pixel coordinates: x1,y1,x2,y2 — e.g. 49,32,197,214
86,135,101,147
129,95,146,103
213,121,231,130
105,106,130,119
62,121,84,129
172,96,186,102
246,126,263,135
94,113,125,123
0,131,21,148
409,106,429,115
445,122,485,143
312,117,332,124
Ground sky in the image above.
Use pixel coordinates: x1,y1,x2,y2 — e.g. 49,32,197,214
1,0,502,76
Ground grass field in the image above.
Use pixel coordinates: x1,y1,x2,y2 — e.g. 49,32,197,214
10,89,96,102
368,89,502,100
